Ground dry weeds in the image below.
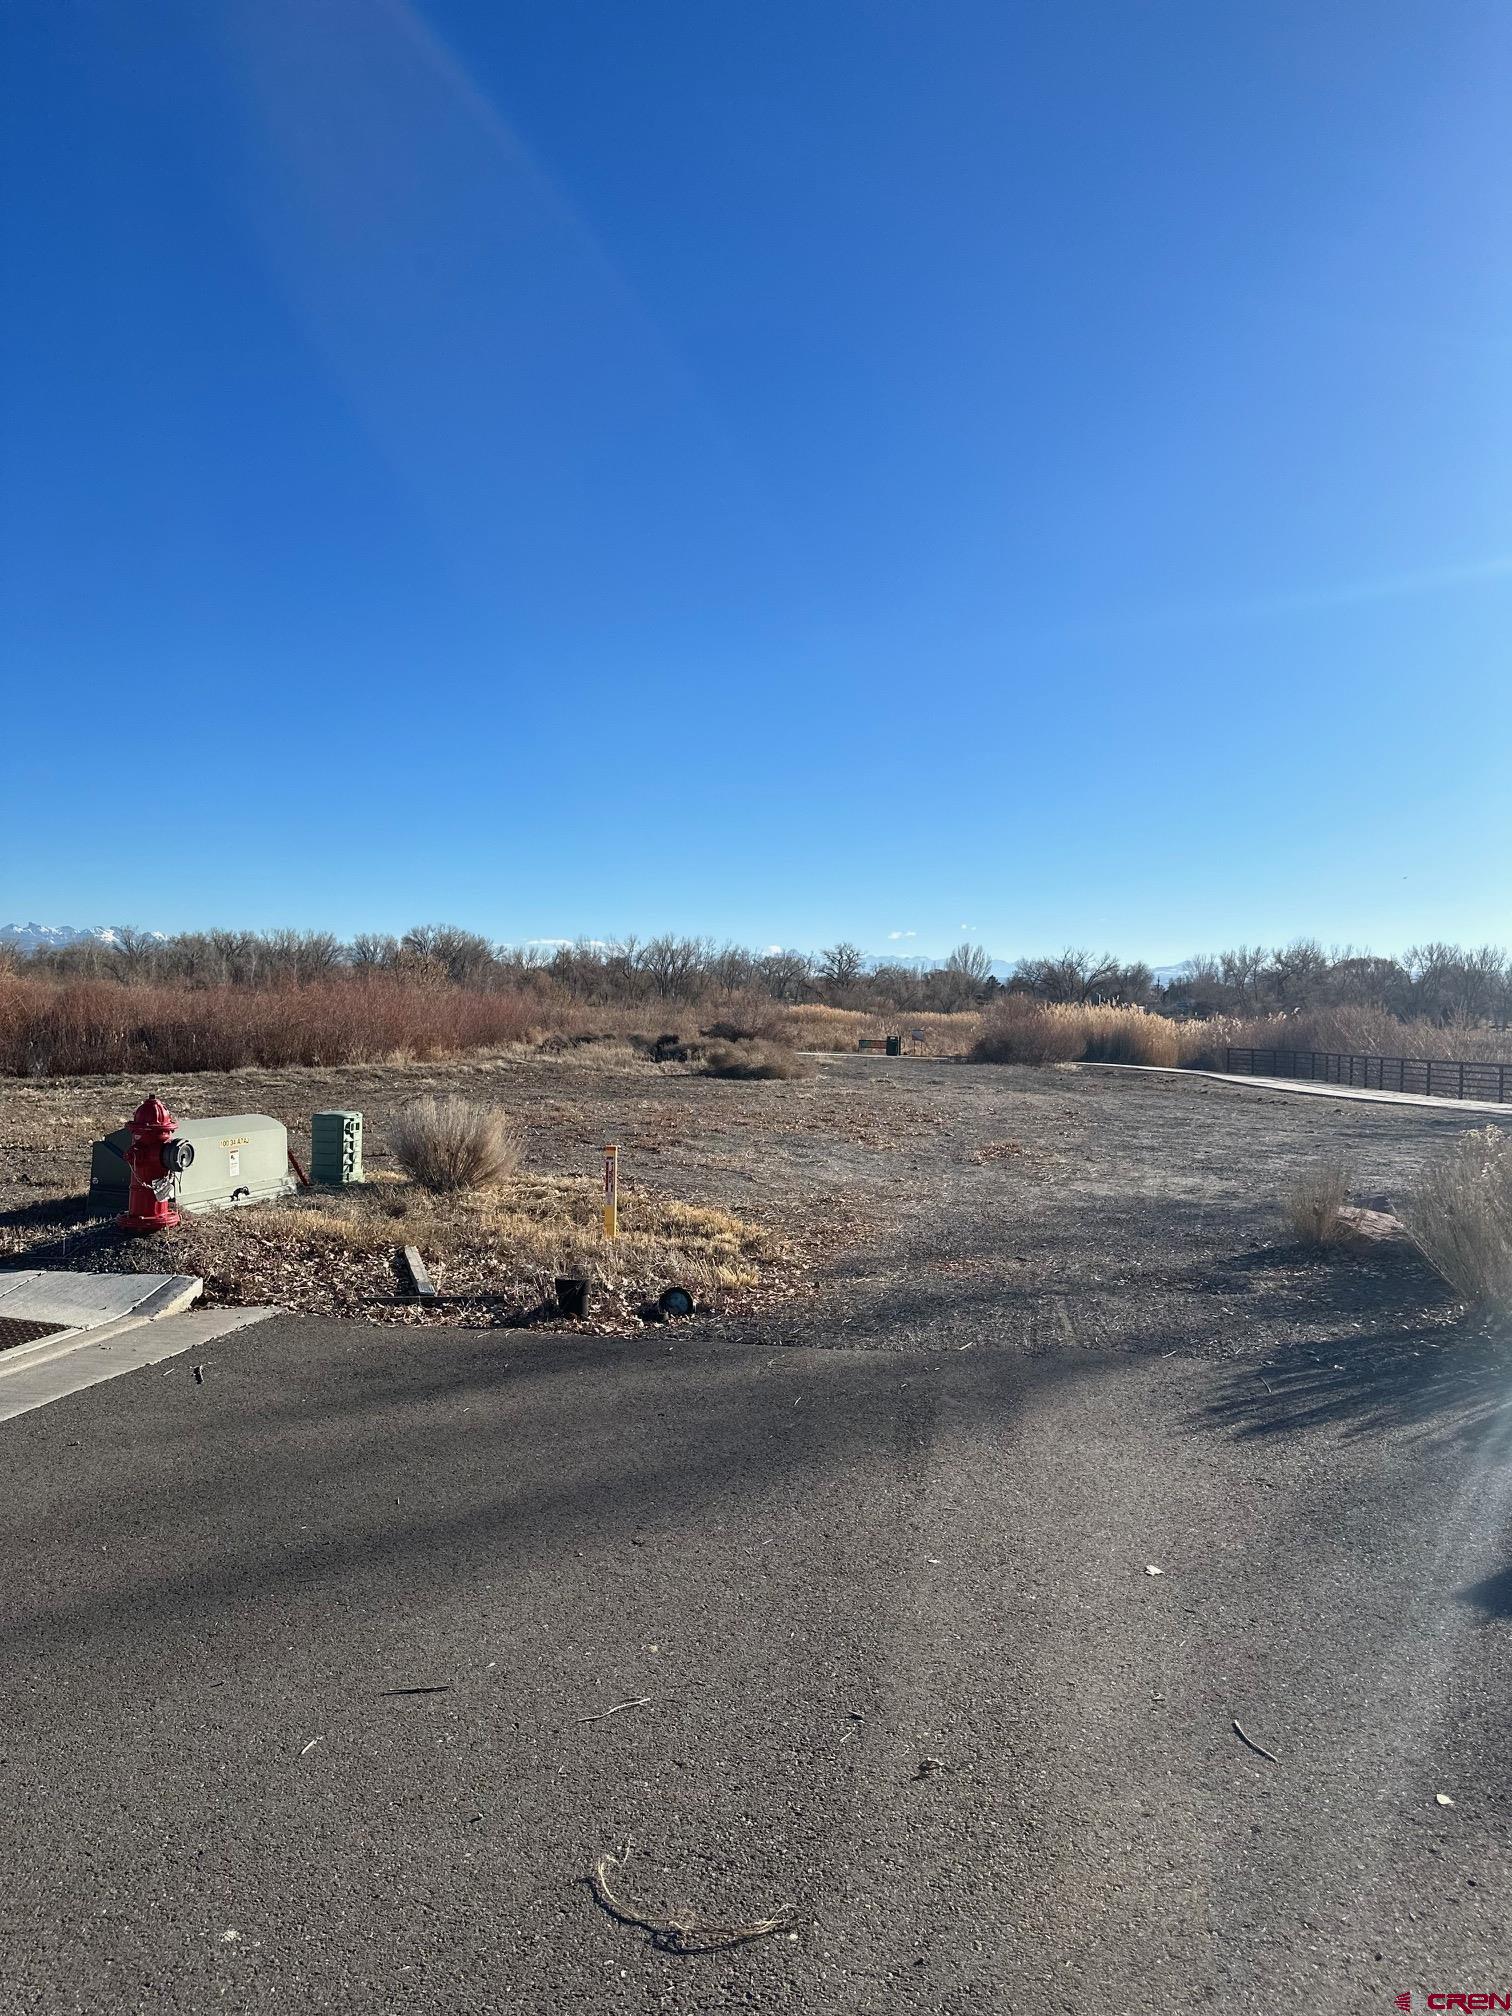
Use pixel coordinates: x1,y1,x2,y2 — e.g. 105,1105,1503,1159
1397,1125,1512,1306
698,1040,813,1081
154,1168,794,1330
972,1001,1185,1067
1283,1156,1352,1246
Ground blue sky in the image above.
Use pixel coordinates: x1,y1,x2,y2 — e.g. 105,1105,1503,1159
2,0,1509,963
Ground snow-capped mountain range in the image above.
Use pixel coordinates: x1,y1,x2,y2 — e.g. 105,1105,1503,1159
0,922,163,953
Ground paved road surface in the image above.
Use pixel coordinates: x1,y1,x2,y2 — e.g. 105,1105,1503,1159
2,1307,1509,2015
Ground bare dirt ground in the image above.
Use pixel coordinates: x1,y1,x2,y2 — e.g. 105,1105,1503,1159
1,1048,1504,1385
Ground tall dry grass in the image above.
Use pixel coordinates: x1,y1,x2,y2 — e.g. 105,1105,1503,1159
0,972,987,1079
772,1004,981,1054
1182,1005,1512,1071
7,965,1507,1084
971,999,1512,1074
1397,1126,1512,1307
972,1001,1191,1067
1283,1156,1352,1246
0,977,543,1077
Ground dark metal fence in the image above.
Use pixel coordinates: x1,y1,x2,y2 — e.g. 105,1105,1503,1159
1224,1046,1511,1104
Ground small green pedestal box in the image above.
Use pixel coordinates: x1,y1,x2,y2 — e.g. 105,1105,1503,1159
311,1110,363,1185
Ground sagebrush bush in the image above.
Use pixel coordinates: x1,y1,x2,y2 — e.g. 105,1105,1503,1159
1284,1156,1352,1246
698,1039,812,1081
389,1096,524,1192
1397,1126,1512,1307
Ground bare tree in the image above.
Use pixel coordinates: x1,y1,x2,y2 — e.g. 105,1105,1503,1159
1217,945,1269,1005
1269,939,1329,1006
351,932,398,971
1012,948,1119,1002
264,929,341,985
757,949,813,1002
109,926,161,986
707,942,758,995
945,942,993,984
641,935,710,999
818,942,866,988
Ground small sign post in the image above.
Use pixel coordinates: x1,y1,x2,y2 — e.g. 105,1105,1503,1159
602,1144,619,1240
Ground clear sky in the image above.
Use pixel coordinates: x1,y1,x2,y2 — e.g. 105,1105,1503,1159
2,0,1509,964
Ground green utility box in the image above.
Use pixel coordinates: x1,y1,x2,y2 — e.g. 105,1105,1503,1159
310,1110,363,1185
88,1112,296,1217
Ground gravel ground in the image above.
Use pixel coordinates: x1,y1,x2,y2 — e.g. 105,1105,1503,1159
1,1049,1502,1373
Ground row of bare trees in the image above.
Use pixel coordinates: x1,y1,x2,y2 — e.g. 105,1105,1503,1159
8,928,1511,1027
1159,941,1512,1026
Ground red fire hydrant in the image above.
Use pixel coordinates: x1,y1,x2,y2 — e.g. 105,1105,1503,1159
118,1095,193,1233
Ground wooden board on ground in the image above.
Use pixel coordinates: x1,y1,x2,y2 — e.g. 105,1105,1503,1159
401,1246,436,1300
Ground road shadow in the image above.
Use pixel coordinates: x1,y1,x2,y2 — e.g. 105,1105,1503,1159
1459,1562,1512,1619
0,1216,131,1268
0,1194,91,1233
0,1322,1097,1662
1196,1304,1512,1452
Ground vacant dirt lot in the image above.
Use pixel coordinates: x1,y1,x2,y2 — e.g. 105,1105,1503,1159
2,1048,1503,1380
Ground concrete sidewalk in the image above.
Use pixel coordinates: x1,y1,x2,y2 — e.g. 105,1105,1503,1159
0,1269,276,1421
0,1268,203,1335
0,1304,277,1422
1080,1059,1512,1116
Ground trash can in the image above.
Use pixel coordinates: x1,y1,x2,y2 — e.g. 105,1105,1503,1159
885,1035,902,1057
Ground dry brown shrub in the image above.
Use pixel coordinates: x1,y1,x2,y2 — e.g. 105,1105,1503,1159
1284,1156,1352,1246
0,975,542,1077
389,1095,523,1192
698,1039,813,1081
1397,1126,1512,1306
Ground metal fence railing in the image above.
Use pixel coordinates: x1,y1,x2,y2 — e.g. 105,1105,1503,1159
1224,1046,1511,1104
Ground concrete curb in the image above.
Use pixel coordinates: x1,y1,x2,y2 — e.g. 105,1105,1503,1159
0,1271,204,1358
1,1292,202,1374
0,1306,279,1423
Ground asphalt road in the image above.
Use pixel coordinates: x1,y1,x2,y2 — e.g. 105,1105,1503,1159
2,1306,1509,2015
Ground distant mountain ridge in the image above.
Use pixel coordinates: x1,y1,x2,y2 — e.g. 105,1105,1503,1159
0,922,163,952
873,952,1017,979
879,954,1191,983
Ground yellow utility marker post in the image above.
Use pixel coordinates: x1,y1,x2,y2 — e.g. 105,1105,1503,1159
602,1144,619,1240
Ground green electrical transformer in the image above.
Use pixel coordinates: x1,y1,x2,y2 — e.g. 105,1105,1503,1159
310,1110,363,1185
